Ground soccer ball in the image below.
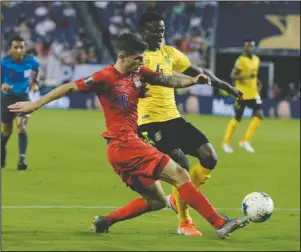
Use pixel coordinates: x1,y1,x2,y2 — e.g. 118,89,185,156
242,192,274,223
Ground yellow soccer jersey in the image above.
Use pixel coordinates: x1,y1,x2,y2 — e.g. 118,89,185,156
234,54,260,100
138,45,191,125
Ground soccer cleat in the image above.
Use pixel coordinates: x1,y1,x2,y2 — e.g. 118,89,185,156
17,157,28,170
216,216,250,239
89,215,109,233
239,141,255,153
177,220,203,236
221,143,234,153
166,194,178,214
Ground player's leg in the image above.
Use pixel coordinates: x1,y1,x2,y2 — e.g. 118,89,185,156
167,148,202,235
15,115,29,170
159,159,250,239
1,122,13,168
15,94,31,170
90,179,168,233
222,100,245,153
172,122,217,218
167,129,216,235
139,120,201,235
239,98,263,153
1,94,15,168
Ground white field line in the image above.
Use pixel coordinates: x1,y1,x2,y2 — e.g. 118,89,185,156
1,205,300,211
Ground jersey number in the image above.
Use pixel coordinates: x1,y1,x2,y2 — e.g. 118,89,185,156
117,94,129,109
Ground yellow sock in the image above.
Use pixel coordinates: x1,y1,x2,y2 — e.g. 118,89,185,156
172,185,191,222
172,164,212,223
243,117,261,142
190,164,212,188
222,118,238,144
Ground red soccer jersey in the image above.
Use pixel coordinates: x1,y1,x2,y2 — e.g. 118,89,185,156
75,65,159,140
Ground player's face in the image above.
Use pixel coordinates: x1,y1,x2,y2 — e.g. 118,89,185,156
10,41,26,60
244,41,255,55
141,20,165,49
123,52,144,73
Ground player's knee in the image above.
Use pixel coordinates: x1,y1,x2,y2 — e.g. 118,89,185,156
17,123,27,133
254,111,264,120
197,144,218,170
200,156,218,170
173,166,191,188
169,149,189,171
146,198,167,211
177,157,189,171
2,127,13,136
235,115,243,122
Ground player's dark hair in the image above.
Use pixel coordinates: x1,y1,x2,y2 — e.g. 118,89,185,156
116,33,148,54
244,38,255,44
138,11,164,28
9,35,25,46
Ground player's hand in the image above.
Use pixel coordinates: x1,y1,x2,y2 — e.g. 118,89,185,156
8,101,39,114
1,83,12,92
227,85,243,100
194,74,210,85
31,83,39,93
139,85,152,98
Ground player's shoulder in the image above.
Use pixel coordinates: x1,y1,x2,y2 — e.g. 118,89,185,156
24,54,39,63
1,55,13,63
253,55,260,61
161,44,178,55
237,54,246,61
93,65,115,80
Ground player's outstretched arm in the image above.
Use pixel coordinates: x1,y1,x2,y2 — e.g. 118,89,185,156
144,72,210,89
8,82,79,114
182,65,243,99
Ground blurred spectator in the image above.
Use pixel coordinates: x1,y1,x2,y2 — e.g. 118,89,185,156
285,82,300,101
271,83,281,99
2,1,93,65
95,1,218,68
87,47,98,64
76,48,88,64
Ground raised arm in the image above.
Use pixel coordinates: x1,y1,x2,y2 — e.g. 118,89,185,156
183,65,242,95
8,70,106,114
140,66,209,89
145,73,209,89
8,82,79,113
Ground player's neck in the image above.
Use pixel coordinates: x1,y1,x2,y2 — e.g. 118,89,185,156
113,63,130,76
244,52,253,59
146,44,161,51
12,56,24,62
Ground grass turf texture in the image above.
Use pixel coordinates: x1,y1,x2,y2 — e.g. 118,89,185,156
2,110,300,251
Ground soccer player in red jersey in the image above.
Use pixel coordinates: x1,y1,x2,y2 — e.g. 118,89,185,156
9,33,248,239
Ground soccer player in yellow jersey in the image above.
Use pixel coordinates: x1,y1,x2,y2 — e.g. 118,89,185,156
222,39,263,154
137,11,243,236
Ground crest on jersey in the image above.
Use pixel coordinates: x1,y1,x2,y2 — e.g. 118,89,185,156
154,131,162,142
133,77,142,88
9,71,14,77
84,76,94,86
165,56,171,64
144,59,150,66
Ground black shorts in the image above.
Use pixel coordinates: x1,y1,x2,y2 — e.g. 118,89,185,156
1,93,30,123
234,98,262,121
138,117,209,156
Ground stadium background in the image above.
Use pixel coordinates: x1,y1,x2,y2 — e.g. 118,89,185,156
1,1,300,118
1,1,300,251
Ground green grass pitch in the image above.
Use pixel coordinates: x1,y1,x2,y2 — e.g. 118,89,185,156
2,109,300,251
